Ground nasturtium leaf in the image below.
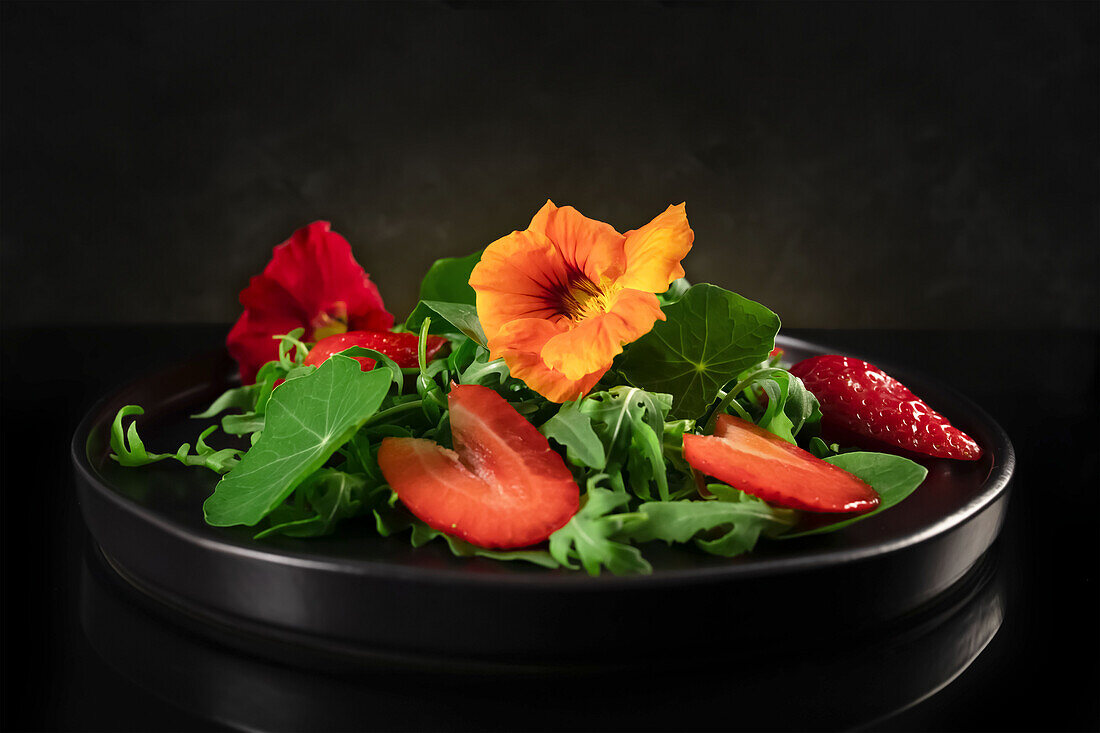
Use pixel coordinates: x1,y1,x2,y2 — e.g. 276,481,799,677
540,400,606,469
548,483,651,576
407,301,487,346
618,284,780,419
203,355,392,527
778,452,928,538
336,345,404,395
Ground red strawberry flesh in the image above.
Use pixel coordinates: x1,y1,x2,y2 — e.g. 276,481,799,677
790,355,981,461
377,384,580,549
304,330,449,372
683,414,879,513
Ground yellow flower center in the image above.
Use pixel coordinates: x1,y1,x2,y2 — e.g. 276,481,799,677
310,301,349,340
559,276,619,323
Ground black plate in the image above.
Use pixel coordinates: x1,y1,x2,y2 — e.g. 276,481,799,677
79,536,1007,731
72,335,1015,670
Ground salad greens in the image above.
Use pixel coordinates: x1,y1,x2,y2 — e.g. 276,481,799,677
110,250,928,575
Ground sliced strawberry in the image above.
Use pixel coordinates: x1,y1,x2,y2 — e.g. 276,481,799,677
790,355,982,461
304,330,449,372
377,384,580,549
683,414,879,513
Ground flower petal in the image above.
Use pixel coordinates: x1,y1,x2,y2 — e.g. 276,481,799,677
263,221,393,331
227,310,303,384
617,203,694,293
494,347,608,403
539,289,663,380
226,275,310,382
487,317,565,361
528,200,626,284
471,228,572,341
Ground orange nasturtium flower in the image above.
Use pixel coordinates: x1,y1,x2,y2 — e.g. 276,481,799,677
469,201,694,402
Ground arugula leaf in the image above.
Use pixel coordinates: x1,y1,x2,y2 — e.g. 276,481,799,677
446,336,480,374
658,276,691,305
625,418,668,500
406,301,487,346
255,468,383,539
807,436,840,459
275,328,310,371
540,400,605,469
458,347,512,387
203,355,392,527
547,482,651,576
618,284,780,419
704,367,822,444
110,407,242,474
192,384,258,419
778,452,928,538
374,504,559,568
661,418,695,474
622,497,796,551
576,387,672,500
693,485,799,556
221,412,265,437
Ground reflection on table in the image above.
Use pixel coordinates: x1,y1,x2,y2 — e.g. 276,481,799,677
80,540,1005,732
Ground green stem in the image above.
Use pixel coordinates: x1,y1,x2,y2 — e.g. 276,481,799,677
417,317,431,372
364,399,424,426
702,367,786,435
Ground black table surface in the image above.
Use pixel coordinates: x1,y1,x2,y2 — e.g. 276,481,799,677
1,325,1097,732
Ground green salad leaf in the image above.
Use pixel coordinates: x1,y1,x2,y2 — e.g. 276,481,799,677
203,355,392,527
255,468,379,539
778,452,928,538
693,484,799,555
624,495,796,549
548,482,651,575
540,399,605,469
618,284,780,419
110,407,243,474
407,301,487,346
416,250,481,305
403,249,483,336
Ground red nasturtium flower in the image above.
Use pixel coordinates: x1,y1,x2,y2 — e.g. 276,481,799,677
226,221,393,383
470,201,694,402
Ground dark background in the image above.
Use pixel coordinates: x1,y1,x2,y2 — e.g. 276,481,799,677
1,1,1097,329
2,2,1099,732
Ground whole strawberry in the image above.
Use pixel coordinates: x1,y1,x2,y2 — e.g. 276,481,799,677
790,355,982,461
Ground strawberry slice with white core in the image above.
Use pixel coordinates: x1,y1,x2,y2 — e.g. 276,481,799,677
377,384,580,549
683,414,879,513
